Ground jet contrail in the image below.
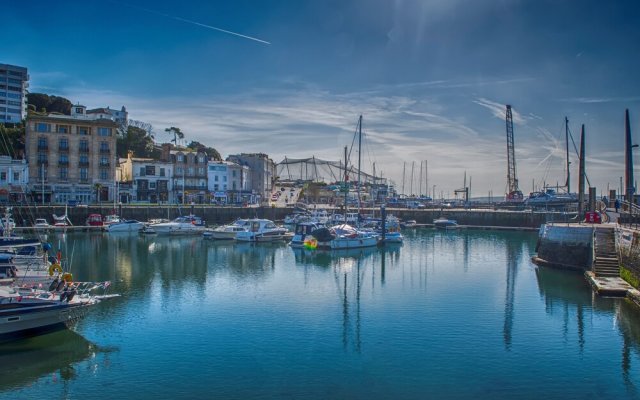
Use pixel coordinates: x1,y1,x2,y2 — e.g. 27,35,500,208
116,2,271,45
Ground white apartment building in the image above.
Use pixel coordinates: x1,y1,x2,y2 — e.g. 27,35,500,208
0,63,28,123
0,156,28,203
86,106,128,129
207,160,251,204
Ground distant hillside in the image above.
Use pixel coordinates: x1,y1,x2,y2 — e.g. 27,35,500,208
27,93,72,115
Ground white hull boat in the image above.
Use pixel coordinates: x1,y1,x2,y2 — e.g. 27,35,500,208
106,220,144,233
235,219,291,242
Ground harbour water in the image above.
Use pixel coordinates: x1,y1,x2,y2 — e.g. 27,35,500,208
1,229,639,399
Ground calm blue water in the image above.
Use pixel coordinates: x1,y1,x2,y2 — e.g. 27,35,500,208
1,229,639,399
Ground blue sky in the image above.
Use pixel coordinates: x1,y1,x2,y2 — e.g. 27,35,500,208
4,0,640,198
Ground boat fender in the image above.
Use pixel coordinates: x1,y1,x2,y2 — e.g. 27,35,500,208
48,278,59,292
48,263,63,276
66,290,76,302
56,280,66,292
59,291,67,302
62,272,73,283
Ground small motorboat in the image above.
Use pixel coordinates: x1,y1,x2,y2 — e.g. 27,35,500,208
433,217,458,230
106,220,144,233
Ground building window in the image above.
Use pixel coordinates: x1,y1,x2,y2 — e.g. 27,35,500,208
80,168,88,181
98,127,112,136
57,125,69,133
38,137,48,150
13,172,19,181
75,107,84,114
38,167,47,180
188,167,194,175
100,169,108,180
79,155,89,166
139,167,146,176
79,140,89,152
59,138,69,150
145,166,156,176
36,123,51,132
78,126,90,135
223,176,227,182
160,168,165,177
177,154,184,162
214,176,219,182
100,156,109,166
176,167,183,175
60,167,68,180
37,153,47,164
100,142,110,153
149,182,156,189
198,167,204,175
59,154,69,165
232,170,237,177
0,172,6,181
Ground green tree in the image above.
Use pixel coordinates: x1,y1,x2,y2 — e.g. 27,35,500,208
117,126,156,158
165,127,184,145
26,93,72,114
0,124,25,158
187,141,222,160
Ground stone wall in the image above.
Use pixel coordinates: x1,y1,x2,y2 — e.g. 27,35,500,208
618,227,640,285
535,224,594,269
10,205,563,228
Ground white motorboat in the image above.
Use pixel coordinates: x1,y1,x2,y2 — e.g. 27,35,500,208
203,219,250,240
433,217,458,230
106,219,144,233
307,224,379,250
33,218,51,230
103,214,121,226
401,219,417,228
149,215,206,235
235,219,291,242
0,281,116,342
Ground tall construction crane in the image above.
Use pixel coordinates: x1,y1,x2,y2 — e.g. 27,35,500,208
505,105,523,202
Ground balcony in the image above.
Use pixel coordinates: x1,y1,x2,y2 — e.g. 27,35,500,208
99,162,110,167
58,146,69,152
78,161,89,167
79,147,90,153
99,148,111,154
37,160,48,166
58,160,69,166
37,145,48,151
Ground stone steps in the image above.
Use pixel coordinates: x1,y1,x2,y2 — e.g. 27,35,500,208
594,228,619,278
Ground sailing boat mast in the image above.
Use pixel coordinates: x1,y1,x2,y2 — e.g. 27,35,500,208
565,117,571,193
357,115,362,212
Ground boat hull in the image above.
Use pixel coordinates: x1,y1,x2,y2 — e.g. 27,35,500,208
0,302,90,342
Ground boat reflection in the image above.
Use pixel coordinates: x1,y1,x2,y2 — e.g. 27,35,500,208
291,244,401,269
0,329,114,392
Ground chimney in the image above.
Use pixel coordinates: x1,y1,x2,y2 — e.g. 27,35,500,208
162,143,172,162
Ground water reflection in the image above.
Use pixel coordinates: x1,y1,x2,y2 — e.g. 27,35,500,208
0,329,114,392
535,265,639,393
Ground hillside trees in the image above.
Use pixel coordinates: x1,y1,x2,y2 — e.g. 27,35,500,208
26,93,72,114
187,141,222,161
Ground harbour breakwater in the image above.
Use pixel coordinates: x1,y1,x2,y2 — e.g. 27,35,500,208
9,205,567,228
534,224,594,270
